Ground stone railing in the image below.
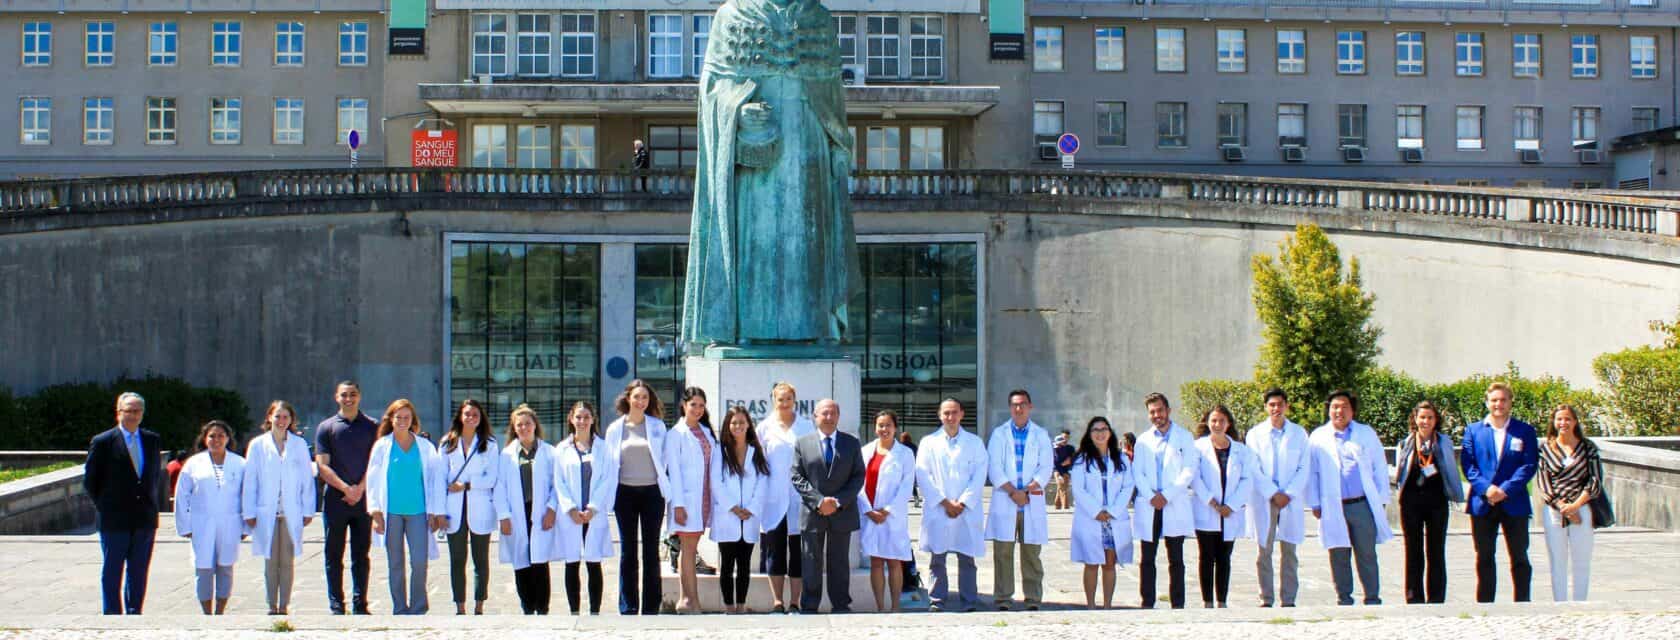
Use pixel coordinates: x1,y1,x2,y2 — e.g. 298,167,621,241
2,168,1677,238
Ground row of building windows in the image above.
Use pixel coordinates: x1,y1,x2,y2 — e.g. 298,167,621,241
464,122,945,170
18,20,369,68
17,96,368,146
1035,100,1657,151
1032,26,1659,79
468,12,946,80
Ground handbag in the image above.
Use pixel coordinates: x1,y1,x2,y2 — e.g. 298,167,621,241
1588,489,1615,530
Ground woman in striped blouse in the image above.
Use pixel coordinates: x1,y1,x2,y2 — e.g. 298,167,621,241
1535,404,1603,602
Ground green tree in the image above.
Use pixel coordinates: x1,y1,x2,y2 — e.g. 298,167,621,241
1250,223,1383,424
1652,305,1680,350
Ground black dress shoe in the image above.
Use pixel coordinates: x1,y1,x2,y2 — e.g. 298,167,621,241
832,607,853,613
352,607,372,615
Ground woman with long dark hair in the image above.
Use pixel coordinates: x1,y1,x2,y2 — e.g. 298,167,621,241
860,409,917,612
1067,417,1134,609
366,399,447,615
711,406,771,613
175,420,246,614
1537,404,1603,602
441,399,500,615
602,379,669,615
1395,400,1464,604
665,386,720,614
242,401,315,615
1191,405,1254,609
555,401,615,615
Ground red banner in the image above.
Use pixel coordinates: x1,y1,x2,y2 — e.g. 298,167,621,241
411,129,458,167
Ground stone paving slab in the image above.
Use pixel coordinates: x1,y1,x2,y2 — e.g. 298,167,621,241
2,506,1675,618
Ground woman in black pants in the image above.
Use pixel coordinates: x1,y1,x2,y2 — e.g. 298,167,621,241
1395,401,1464,604
1190,405,1255,608
603,379,669,615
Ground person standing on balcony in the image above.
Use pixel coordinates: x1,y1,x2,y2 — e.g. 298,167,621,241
633,139,650,191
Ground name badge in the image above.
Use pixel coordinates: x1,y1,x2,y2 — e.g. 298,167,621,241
1561,456,1575,467
1510,439,1524,452
1420,463,1438,478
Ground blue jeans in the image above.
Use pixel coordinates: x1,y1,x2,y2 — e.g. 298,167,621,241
99,526,156,614
385,513,431,614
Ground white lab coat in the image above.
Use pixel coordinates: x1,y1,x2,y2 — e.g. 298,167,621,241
175,451,247,569
709,444,769,544
916,428,988,558
602,414,671,513
1244,419,1313,547
1130,423,1199,541
366,434,447,561
441,434,500,535
858,440,916,561
1068,453,1136,566
553,437,616,562
242,431,316,559
984,420,1054,544
494,440,560,569
1192,437,1256,541
757,413,816,533
663,419,720,534
1306,421,1395,549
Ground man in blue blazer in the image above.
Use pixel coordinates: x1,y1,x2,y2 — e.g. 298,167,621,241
83,392,165,614
1460,382,1539,603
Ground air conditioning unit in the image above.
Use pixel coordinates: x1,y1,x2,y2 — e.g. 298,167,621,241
840,64,867,86
1577,149,1602,164
1281,147,1306,162
1341,147,1366,163
1401,148,1424,163
1519,149,1542,164
1278,136,1306,149
1221,146,1246,162
1038,143,1059,161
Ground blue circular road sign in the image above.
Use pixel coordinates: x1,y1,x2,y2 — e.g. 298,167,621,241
347,130,361,150
1057,133,1080,155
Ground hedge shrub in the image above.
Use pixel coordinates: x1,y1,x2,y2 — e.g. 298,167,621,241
1593,347,1680,436
0,375,251,452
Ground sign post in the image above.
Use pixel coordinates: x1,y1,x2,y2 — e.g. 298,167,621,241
1057,132,1080,169
348,130,361,167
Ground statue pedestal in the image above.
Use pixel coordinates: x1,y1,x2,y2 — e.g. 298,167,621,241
683,356,863,437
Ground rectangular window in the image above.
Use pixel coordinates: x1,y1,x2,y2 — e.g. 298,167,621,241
1277,103,1306,147
1276,29,1306,74
517,13,552,77
647,14,682,78
1513,106,1541,150
275,22,305,67
517,124,552,168
1634,107,1660,132
1396,105,1424,148
1156,101,1187,148
1095,27,1125,71
835,16,858,66
145,97,177,144
1034,26,1064,72
1396,31,1424,75
471,124,508,167
274,98,304,145
1512,33,1541,77
560,124,596,168
1337,31,1365,74
1096,101,1126,146
83,97,113,144
210,97,242,144
1156,28,1185,72
909,126,944,169
212,21,242,66
22,22,52,67
1456,106,1484,150
1216,29,1246,73
337,98,368,145
648,125,698,168
692,14,713,77
1217,103,1247,147
339,20,369,66
472,13,509,77
866,126,902,170
1033,100,1064,141
1570,34,1598,78
148,22,177,66
559,13,596,78
21,97,51,144
85,21,114,66
867,16,901,78
910,15,943,78
1337,104,1367,148
1631,36,1657,78
1571,107,1600,150
1456,32,1483,76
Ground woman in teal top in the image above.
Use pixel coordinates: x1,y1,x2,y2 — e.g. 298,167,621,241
367,399,447,615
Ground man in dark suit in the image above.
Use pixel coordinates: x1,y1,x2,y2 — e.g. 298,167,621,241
83,392,165,615
790,398,865,613
1461,381,1540,603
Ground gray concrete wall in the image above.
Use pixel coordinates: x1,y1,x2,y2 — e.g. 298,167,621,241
0,466,93,535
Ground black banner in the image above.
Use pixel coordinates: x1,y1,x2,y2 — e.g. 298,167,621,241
389,28,425,56
990,34,1024,61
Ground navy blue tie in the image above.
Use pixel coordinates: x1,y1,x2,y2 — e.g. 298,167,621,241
823,436,834,467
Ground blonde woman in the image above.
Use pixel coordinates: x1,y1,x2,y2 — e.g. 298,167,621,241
756,381,815,613
366,399,447,615
242,401,316,615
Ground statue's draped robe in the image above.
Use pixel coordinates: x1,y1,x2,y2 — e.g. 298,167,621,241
680,0,861,349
